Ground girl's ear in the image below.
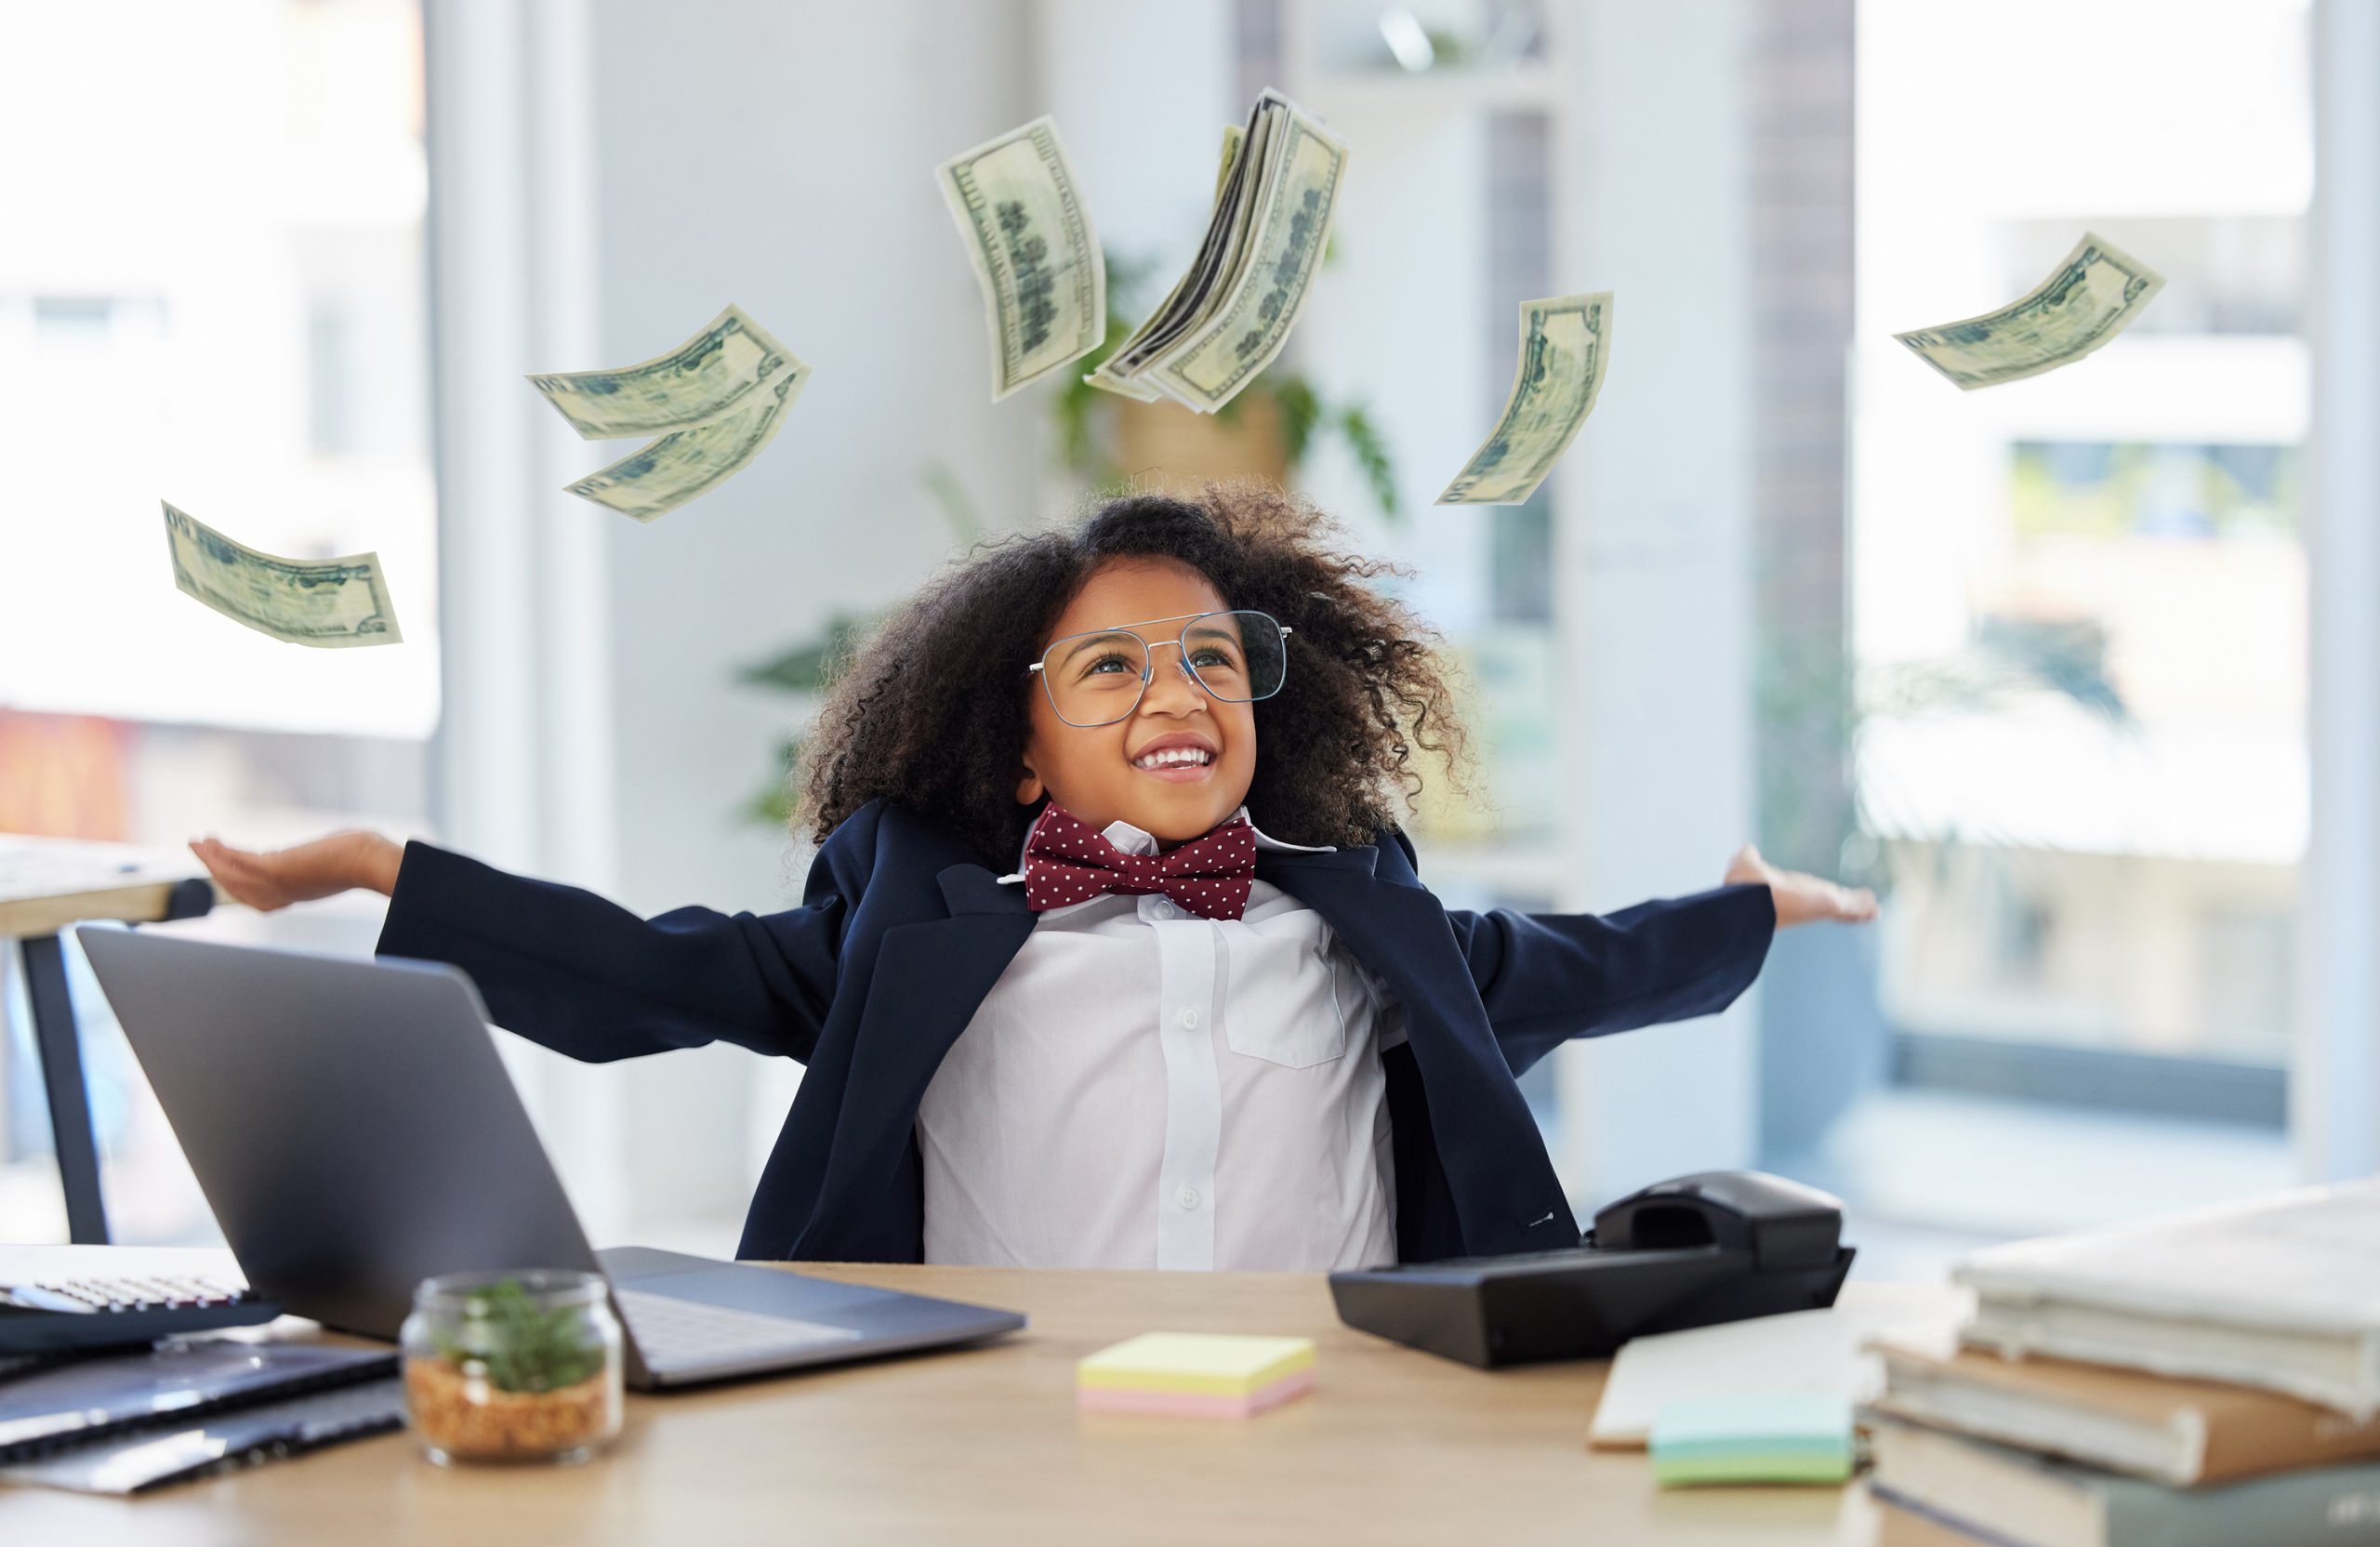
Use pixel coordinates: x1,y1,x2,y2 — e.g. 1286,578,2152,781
1014,759,1045,807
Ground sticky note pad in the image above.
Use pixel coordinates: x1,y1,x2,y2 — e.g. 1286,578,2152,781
1078,1333,1316,1418
1647,1394,1854,1487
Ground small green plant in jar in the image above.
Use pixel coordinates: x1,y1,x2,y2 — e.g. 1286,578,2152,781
401,1271,624,1465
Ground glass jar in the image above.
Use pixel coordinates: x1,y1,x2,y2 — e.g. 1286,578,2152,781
400,1269,624,1466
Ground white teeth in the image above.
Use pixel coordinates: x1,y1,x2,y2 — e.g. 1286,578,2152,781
1134,747,1212,770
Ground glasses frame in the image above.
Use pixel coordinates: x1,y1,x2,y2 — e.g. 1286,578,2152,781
1026,609,1293,728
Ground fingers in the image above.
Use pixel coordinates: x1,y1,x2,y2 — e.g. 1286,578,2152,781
188,836,285,911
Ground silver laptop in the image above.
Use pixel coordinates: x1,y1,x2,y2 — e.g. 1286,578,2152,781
76,928,1024,1389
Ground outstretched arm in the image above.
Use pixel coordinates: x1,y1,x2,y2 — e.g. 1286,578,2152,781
1448,846,1874,1076
192,817,866,1066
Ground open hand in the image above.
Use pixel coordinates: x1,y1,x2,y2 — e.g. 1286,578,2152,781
1724,843,1878,929
190,830,403,912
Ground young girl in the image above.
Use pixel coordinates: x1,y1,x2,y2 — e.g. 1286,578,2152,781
193,487,1873,1271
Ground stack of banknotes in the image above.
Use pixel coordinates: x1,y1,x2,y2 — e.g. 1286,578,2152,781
1088,90,1348,414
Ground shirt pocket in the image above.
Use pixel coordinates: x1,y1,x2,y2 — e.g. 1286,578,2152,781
1221,916,1360,1070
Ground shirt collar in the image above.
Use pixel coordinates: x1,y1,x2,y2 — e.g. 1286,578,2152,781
998,803,1333,883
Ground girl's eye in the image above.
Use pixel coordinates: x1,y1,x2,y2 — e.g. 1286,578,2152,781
1078,651,1136,680
1191,647,1236,669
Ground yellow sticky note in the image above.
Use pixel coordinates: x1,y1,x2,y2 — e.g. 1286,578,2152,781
1077,1332,1316,1397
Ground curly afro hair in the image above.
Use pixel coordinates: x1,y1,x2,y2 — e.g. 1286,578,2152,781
795,484,1473,870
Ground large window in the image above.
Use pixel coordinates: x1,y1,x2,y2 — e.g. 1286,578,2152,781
0,0,434,1243
1852,0,2309,1087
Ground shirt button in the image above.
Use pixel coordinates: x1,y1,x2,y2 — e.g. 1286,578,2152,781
1151,901,1177,919
1179,1007,1199,1028
1176,1185,1200,1210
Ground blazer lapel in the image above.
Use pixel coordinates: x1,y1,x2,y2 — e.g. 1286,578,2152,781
1259,845,1579,1256
794,863,1036,1251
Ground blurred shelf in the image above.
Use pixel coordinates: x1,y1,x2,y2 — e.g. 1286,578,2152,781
1304,61,1562,120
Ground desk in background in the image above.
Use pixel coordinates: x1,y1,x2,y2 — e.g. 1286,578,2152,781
0,835,215,1243
0,1262,1965,1545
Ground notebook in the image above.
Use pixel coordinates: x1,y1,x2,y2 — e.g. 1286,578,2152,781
0,1339,395,1462
1953,1180,2380,1416
1869,1414,2380,1547
1871,1332,2380,1487
0,1378,403,1494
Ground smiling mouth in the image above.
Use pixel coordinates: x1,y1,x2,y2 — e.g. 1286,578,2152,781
1130,746,1216,776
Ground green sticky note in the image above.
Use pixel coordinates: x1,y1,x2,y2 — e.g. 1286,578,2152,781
1648,1394,1854,1488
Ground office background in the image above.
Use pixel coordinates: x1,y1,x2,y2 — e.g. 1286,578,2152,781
2,0,2371,1276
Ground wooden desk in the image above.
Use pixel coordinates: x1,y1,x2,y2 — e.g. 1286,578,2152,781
0,1265,1964,1545
0,834,215,1243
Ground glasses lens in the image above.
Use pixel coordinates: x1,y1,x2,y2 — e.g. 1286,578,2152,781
1041,629,1151,726
1183,612,1286,703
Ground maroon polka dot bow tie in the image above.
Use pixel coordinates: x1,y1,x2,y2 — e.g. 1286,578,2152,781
1020,804,1258,920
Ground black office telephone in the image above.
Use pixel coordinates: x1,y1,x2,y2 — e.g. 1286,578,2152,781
1328,1170,1854,1368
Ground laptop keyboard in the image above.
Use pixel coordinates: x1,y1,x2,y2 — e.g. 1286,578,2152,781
613,1289,866,1367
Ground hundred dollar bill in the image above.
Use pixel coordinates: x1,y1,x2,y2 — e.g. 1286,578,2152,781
1112,101,1278,381
1895,231,2164,390
1436,292,1613,506
527,304,798,438
936,115,1104,402
1140,103,1343,413
564,355,812,522
1081,122,1250,405
1094,92,1345,415
162,501,402,647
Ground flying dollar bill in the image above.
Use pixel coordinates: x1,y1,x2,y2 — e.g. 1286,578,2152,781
564,358,812,522
529,302,809,519
1080,122,1250,405
1093,91,1346,414
1141,107,1346,414
1436,292,1614,506
936,115,1104,402
162,501,402,647
1895,232,2165,390
527,304,799,438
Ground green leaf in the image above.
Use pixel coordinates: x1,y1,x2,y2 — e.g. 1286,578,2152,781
1267,374,1320,469
434,1277,607,1394
737,615,868,694
1337,404,1400,522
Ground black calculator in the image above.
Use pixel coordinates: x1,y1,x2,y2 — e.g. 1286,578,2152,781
0,1272,281,1355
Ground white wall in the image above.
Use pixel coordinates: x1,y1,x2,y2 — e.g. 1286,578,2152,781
430,0,1049,1245
1551,0,1760,1203
1035,0,1234,262
589,0,1042,919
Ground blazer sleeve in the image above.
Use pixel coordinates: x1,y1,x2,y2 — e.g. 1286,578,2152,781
1445,883,1777,1076
374,804,877,1066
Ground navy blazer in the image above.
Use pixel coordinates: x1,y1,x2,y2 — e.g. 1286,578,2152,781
376,798,1775,1264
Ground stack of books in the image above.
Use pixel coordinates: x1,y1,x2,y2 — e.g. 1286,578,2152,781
1865,1180,2380,1547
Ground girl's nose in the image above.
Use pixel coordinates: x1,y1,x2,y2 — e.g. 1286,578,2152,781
1141,654,1205,713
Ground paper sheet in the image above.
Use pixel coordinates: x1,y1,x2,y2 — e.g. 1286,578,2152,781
1588,1285,1966,1449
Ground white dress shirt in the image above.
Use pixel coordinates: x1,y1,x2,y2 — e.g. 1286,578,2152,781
914,807,1403,1272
